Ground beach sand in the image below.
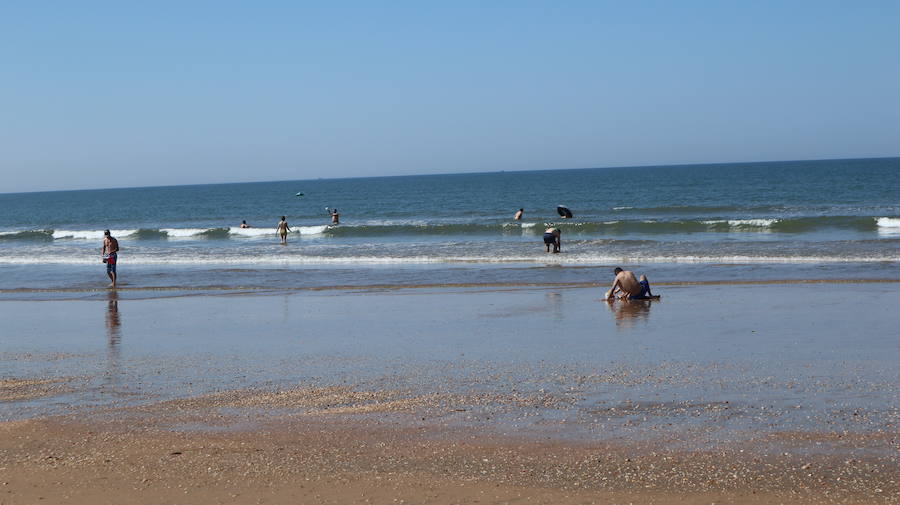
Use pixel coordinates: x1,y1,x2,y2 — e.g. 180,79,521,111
1,283,898,503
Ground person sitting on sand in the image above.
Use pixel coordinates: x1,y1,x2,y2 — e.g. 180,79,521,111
240,220,251,228
605,268,659,300
605,267,640,299
276,216,290,244
514,208,524,221
543,225,561,253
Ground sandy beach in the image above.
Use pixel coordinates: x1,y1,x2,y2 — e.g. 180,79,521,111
2,283,898,504
5,0,900,501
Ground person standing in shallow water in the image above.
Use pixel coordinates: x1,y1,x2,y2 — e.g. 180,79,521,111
101,230,119,288
543,225,561,253
276,216,290,245
513,208,524,220
330,208,340,225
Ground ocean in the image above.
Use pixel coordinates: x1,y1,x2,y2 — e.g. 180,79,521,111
2,157,899,298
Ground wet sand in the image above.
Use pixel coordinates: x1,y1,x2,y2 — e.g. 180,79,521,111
1,283,898,503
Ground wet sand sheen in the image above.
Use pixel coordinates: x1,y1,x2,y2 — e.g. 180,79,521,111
1,283,898,503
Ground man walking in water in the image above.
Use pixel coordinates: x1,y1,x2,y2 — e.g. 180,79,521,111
276,216,291,244
101,230,119,288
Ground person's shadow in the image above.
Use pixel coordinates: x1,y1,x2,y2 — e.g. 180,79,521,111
604,298,655,329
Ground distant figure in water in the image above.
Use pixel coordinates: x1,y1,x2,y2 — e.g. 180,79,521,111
605,267,660,300
330,208,340,225
101,230,119,288
240,220,251,228
556,205,573,219
513,208,524,221
276,216,290,244
543,225,561,253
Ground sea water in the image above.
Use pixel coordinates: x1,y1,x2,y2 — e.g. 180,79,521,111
1,157,899,297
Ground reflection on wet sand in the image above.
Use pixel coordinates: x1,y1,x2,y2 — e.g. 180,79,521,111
604,298,655,329
105,291,122,382
545,292,564,322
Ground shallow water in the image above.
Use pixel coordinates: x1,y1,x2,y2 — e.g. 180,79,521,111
3,284,897,448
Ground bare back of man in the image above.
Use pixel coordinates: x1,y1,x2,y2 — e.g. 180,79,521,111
605,267,641,299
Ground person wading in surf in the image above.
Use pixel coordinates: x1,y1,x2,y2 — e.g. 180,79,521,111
276,216,291,244
543,225,561,253
101,230,119,288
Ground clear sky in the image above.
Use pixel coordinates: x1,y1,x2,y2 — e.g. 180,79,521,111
2,1,899,192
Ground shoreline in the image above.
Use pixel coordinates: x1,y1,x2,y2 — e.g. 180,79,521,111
2,276,900,300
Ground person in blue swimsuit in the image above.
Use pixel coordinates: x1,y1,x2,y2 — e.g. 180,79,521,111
629,274,655,300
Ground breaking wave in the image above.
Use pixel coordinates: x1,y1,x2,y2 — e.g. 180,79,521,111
876,217,900,228
0,216,893,242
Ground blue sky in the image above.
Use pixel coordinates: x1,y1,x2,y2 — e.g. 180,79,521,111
2,1,899,192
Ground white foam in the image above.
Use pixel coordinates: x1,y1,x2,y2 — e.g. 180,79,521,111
297,225,329,235
612,206,633,210
228,227,276,237
336,219,429,227
160,228,210,238
727,219,778,227
520,223,537,228
52,229,137,240
876,217,900,228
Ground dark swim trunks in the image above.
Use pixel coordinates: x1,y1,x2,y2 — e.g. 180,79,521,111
543,232,556,244
628,280,651,300
105,252,117,274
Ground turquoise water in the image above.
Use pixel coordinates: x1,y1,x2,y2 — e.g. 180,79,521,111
2,157,899,295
